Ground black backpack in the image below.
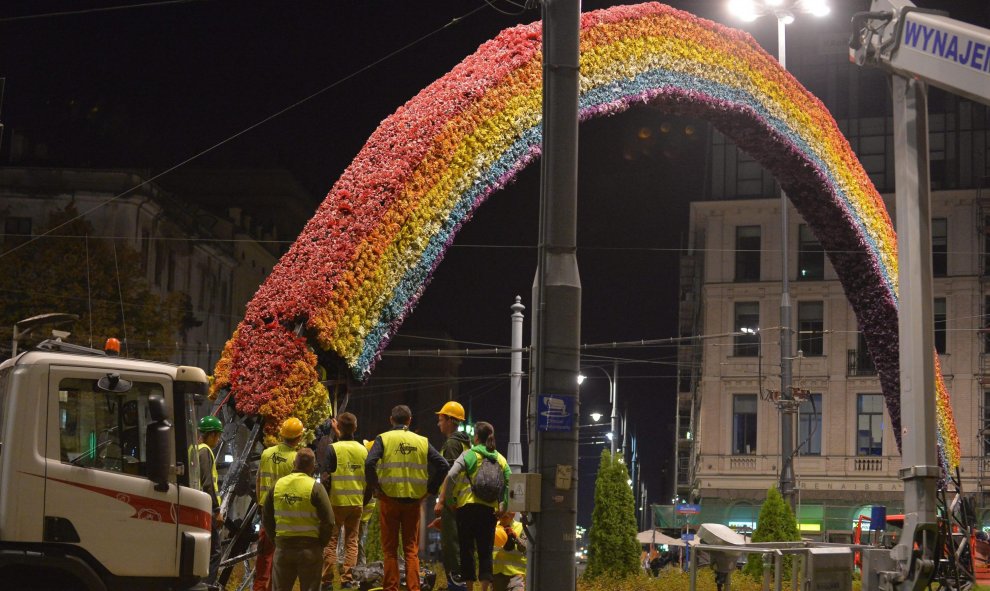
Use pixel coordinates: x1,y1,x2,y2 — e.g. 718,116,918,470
467,452,505,504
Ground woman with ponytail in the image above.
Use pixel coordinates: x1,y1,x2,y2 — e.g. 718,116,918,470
434,421,512,591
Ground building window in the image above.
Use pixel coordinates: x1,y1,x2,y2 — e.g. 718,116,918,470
733,302,760,357
732,394,757,455
797,301,824,357
856,394,884,456
849,332,876,376
797,393,822,456
735,226,761,282
3,216,32,247
797,224,824,280
932,218,947,277
934,297,946,354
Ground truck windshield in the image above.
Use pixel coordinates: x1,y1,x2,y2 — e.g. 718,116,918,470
59,377,164,477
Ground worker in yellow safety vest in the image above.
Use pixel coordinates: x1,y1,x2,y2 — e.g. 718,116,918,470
197,415,224,582
254,417,304,591
365,405,449,591
492,512,527,591
262,448,334,591
320,412,368,589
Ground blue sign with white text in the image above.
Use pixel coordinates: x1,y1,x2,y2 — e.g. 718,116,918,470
537,395,575,432
676,504,701,515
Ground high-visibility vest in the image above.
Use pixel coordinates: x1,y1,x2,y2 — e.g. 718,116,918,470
273,472,320,539
493,521,526,576
330,440,367,506
258,442,297,505
197,442,221,504
377,428,429,499
447,438,470,508
457,449,509,509
361,498,377,523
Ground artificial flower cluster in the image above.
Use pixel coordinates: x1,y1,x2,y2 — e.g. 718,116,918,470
212,2,959,467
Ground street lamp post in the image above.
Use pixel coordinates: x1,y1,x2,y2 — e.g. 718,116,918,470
728,0,830,511
578,361,619,456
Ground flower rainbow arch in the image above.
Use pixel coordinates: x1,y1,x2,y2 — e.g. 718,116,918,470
212,1,960,468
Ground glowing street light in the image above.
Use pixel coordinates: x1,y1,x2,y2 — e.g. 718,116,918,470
590,411,603,422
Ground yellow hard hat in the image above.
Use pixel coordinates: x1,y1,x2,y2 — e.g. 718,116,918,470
280,417,305,439
494,525,508,549
436,401,465,421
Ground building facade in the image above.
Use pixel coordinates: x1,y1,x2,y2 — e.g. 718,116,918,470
671,7,990,536
0,167,293,370
676,188,990,535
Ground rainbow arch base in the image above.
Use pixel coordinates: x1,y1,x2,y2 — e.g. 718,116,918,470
211,1,960,468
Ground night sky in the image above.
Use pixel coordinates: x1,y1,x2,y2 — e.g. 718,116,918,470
3,0,988,527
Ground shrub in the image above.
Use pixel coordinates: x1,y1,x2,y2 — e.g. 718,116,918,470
584,450,641,579
743,487,800,580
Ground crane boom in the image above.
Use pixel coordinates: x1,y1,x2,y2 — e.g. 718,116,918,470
853,2,989,590
851,1,990,106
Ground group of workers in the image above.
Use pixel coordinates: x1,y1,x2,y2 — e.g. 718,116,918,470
196,400,527,591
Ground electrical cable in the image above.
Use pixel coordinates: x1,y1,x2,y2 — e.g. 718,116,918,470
0,0,206,23
0,3,487,260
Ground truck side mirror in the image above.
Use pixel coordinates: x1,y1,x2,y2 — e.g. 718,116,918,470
148,393,168,422
146,394,172,492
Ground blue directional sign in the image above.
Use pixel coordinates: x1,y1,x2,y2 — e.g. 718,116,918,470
537,394,575,432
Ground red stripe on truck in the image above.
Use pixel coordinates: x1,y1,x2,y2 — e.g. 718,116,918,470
43,475,211,531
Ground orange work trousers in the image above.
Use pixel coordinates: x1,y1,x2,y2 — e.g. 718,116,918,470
322,505,362,585
379,495,422,591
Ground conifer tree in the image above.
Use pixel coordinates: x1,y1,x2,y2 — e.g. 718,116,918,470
743,486,800,580
584,449,641,579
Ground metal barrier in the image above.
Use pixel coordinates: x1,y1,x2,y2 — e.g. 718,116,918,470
688,541,865,591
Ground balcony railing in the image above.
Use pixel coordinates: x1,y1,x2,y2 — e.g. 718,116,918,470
847,349,877,376
698,454,897,477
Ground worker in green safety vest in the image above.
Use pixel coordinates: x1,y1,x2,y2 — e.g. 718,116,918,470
254,417,304,591
365,405,449,591
262,447,334,591
492,512,527,591
196,415,224,583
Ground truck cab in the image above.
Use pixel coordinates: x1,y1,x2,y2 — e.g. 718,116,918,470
0,338,213,590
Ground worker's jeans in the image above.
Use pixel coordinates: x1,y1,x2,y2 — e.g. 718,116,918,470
273,540,323,591
322,505,362,584
379,496,422,591
456,503,497,582
253,527,275,591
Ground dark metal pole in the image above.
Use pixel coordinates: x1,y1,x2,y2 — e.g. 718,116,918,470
526,1,581,590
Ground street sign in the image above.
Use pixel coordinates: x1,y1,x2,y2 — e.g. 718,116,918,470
537,394,574,432
676,503,701,515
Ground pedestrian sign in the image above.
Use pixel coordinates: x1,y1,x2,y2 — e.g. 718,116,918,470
537,395,574,432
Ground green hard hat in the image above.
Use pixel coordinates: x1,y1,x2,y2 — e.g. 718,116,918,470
198,415,223,433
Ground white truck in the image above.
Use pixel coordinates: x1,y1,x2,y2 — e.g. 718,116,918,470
0,329,213,590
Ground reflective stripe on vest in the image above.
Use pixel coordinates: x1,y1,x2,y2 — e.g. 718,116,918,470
198,442,221,504
330,440,368,506
457,449,509,509
377,429,429,499
493,522,527,576
273,473,320,538
258,442,297,505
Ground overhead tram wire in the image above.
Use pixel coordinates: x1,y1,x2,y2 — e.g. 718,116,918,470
0,0,207,23
380,330,747,358
0,3,488,260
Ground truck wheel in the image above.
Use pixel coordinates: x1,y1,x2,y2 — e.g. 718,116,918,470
2,566,87,591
